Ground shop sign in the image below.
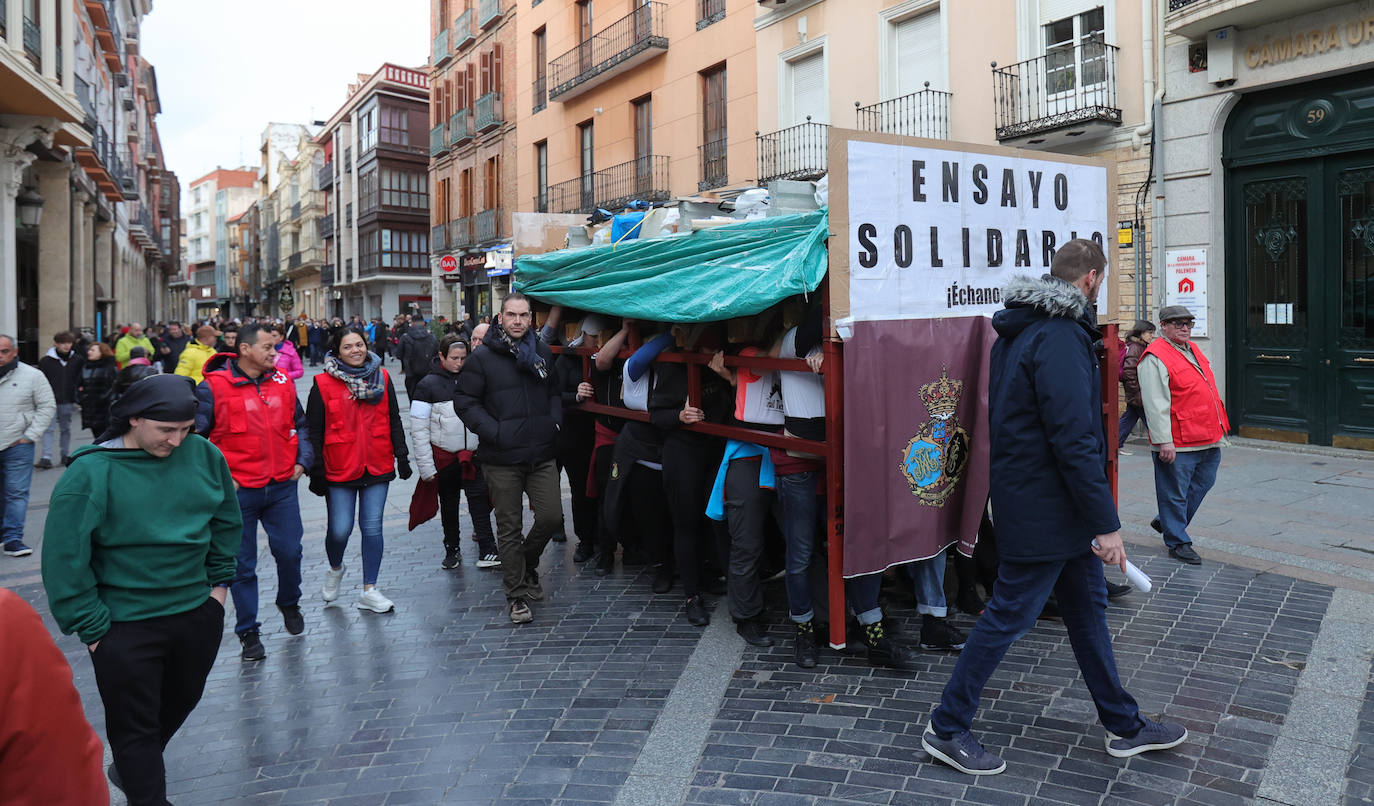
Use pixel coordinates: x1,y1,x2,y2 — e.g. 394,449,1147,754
1246,15,1374,69
440,255,459,273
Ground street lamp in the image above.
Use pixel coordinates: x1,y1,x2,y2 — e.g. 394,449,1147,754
16,187,44,229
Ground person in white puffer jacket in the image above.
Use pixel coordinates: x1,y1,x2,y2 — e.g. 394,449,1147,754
0,334,56,557
409,334,497,570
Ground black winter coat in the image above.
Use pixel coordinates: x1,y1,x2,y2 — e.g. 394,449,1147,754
988,275,1120,563
39,350,81,404
398,325,439,376
77,359,117,433
454,328,561,466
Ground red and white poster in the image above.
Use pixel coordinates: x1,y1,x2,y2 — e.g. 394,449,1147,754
1165,248,1208,336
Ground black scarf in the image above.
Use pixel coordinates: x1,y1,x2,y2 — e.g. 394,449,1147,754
492,323,547,379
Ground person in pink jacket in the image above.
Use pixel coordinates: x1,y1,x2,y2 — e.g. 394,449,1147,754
272,324,305,380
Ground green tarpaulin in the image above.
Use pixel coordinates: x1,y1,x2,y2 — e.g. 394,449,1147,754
512,209,829,322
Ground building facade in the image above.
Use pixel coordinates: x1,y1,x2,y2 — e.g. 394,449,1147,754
2,0,180,361
256,124,326,321
320,64,433,321
185,166,256,320
1158,0,1374,449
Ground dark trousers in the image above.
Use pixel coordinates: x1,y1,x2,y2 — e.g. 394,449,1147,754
1118,404,1146,448
483,460,564,601
724,457,773,621
404,372,422,401
1151,447,1220,549
627,464,672,564
558,416,598,544
930,551,1144,740
91,598,224,806
664,435,722,598
231,480,304,635
438,460,495,550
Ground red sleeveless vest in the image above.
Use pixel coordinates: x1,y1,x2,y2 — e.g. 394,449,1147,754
1142,339,1230,447
204,366,301,488
315,371,395,482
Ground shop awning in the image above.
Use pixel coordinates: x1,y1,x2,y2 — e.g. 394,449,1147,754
513,209,828,322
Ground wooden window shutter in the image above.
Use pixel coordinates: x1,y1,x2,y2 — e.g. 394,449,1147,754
493,43,504,93
479,51,491,96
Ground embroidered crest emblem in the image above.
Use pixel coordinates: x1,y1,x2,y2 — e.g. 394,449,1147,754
610,461,620,480
899,366,970,508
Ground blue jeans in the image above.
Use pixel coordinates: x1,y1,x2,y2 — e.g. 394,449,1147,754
1117,404,1145,449
325,482,389,586
232,481,305,635
930,551,1144,740
1151,448,1220,549
776,471,821,621
42,403,74,460
1,441,35,546
904,556,948,617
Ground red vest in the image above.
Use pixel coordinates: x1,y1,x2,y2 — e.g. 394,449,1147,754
1142,338,1231,447
315,371,395,482
204,365,301,487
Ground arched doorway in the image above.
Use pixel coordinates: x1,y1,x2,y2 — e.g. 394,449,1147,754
1224,71,1374,449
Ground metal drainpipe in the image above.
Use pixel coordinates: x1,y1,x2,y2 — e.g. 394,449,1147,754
1150,0,1167,320
69,176,77,329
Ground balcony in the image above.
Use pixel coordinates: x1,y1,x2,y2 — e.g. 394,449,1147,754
450,217,473,249
22,17,39,68
993,44,1121,144
430,123,449,157
288,252,302,271
545,156,670,215
432,27,451,68
449,110,472,146
699,139,728,191
475,208,503,243
474,92,503,133
478,0,503,29
321,264,335,286
856,85,952,140
74,126,125,203
291,201,301,220
757,120,829,184
697,0,725,30
532,76,547,115
454,10,475,49
432,223,447,252
549,3,668,102
75,76,97,133
321,213,335,240
1166,0,1341,38
318,161,334,189
114,145,137,199
84,0,123,73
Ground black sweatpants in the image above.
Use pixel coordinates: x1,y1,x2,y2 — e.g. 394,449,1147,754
90,598,224,806
558,415,598,545
663,434,723,598
724,456,774,621
437,459,495,550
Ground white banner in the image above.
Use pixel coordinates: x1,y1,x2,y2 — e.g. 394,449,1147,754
1164,248,1208,337
846,140,1110,321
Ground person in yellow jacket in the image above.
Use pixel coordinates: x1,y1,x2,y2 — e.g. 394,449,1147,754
114,323,154,368
174,326,220,384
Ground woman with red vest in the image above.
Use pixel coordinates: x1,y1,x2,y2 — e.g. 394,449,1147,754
306,327,412,612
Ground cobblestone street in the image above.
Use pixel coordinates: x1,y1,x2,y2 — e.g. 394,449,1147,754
4,376,1373,805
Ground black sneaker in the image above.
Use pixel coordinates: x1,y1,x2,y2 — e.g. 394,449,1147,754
1106,581,1133,599
1150,517,1163,534
107,762,123,793
593,554,613,577
573,541,595,562
280,605,304,636
685,596,709,626
956,589,985,616
551,531,568,544
652,564,674,594
33,457,53,470
441,546,462,570
921,728,1007,775
920,616,967,651
239,630,266,661
735,619,775,647
793,620,818,668
1170,544,1202,565
862,621,917,671
3,541,33,557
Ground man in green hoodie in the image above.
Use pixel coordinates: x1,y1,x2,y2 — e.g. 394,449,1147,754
41,373,241,805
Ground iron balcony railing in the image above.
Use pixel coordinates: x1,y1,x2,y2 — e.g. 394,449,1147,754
475,92,503,132
449,110,472,145
432,27,451,67
321,213,334,240
22,17,40,66
697,0,725,29
291,201,301,220
545,156,670,215
450,217,473,248
549,3,668,101
430,123,449,157
532,76,547,115
478,0,502,29
115,145,137,198
476,208,503,243
454,10,474,49
856,85,952,140
288,252,302,270
321,264,335,286
534,189,548,213
75,76,97,132
1168,0,1202,9
432,224,447,252
699,138,728,191
992,43,1121,140
757,119,829,184
318,161,334,189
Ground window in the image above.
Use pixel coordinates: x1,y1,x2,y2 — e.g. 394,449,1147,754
380,229,429,269
437,178,450,223
1044,7,1106,95
358,107,378,152
289,181,299,206
577,0,593,42
479,45,504,96
459,169,472,217
892,9,944,95
785,50,826,126
359,167,378,213
483,155,500,209
533,27,547,113
381,105,410,146
633,95,652,161
381,168,429,210
535,141,548,212
578,120,594,206
701,64,727,188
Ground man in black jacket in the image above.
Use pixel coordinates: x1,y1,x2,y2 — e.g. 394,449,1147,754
397,319,439,400
454,293,564,624
38,331,81,468
922,239,1186,776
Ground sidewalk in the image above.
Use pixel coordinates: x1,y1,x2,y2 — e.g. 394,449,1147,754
3,384,1372,805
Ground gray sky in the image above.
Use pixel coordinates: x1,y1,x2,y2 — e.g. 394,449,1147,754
142,0,428,195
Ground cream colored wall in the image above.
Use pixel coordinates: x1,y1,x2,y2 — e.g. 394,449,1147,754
515,0,759,211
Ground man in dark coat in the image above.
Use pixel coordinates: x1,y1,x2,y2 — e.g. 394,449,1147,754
397,319,439,400
921,239,1186,776
454,292,564,625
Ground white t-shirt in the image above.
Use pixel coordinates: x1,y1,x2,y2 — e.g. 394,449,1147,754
778,327,825,418
621,361,650,411
734,347,784,426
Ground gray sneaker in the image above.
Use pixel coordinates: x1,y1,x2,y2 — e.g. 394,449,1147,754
921,728,1006,775
1105,718,1187,758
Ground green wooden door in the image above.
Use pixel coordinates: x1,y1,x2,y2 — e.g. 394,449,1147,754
1327,158,1374,448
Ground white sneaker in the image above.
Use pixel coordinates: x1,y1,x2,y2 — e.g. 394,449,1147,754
357,587,394,613
322,564,345,602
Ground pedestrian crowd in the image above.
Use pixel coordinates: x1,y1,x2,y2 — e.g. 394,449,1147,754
0,241,1230,801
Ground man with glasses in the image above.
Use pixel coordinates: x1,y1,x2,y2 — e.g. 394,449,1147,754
1138,305,1230,565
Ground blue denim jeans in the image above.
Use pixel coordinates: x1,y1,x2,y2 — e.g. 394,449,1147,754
41,402,74,460
930,551,1144,740
1117,404,1145,449
325,482,389,586
231,480,305,635
776,470,821,621
1,441,35,546
1151,447,1220,549
904,555,948,617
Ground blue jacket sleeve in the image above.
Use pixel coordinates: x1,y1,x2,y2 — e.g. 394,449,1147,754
626,331,675,382
292,398,314,469
194,379,215,434
1031,324,1122,535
